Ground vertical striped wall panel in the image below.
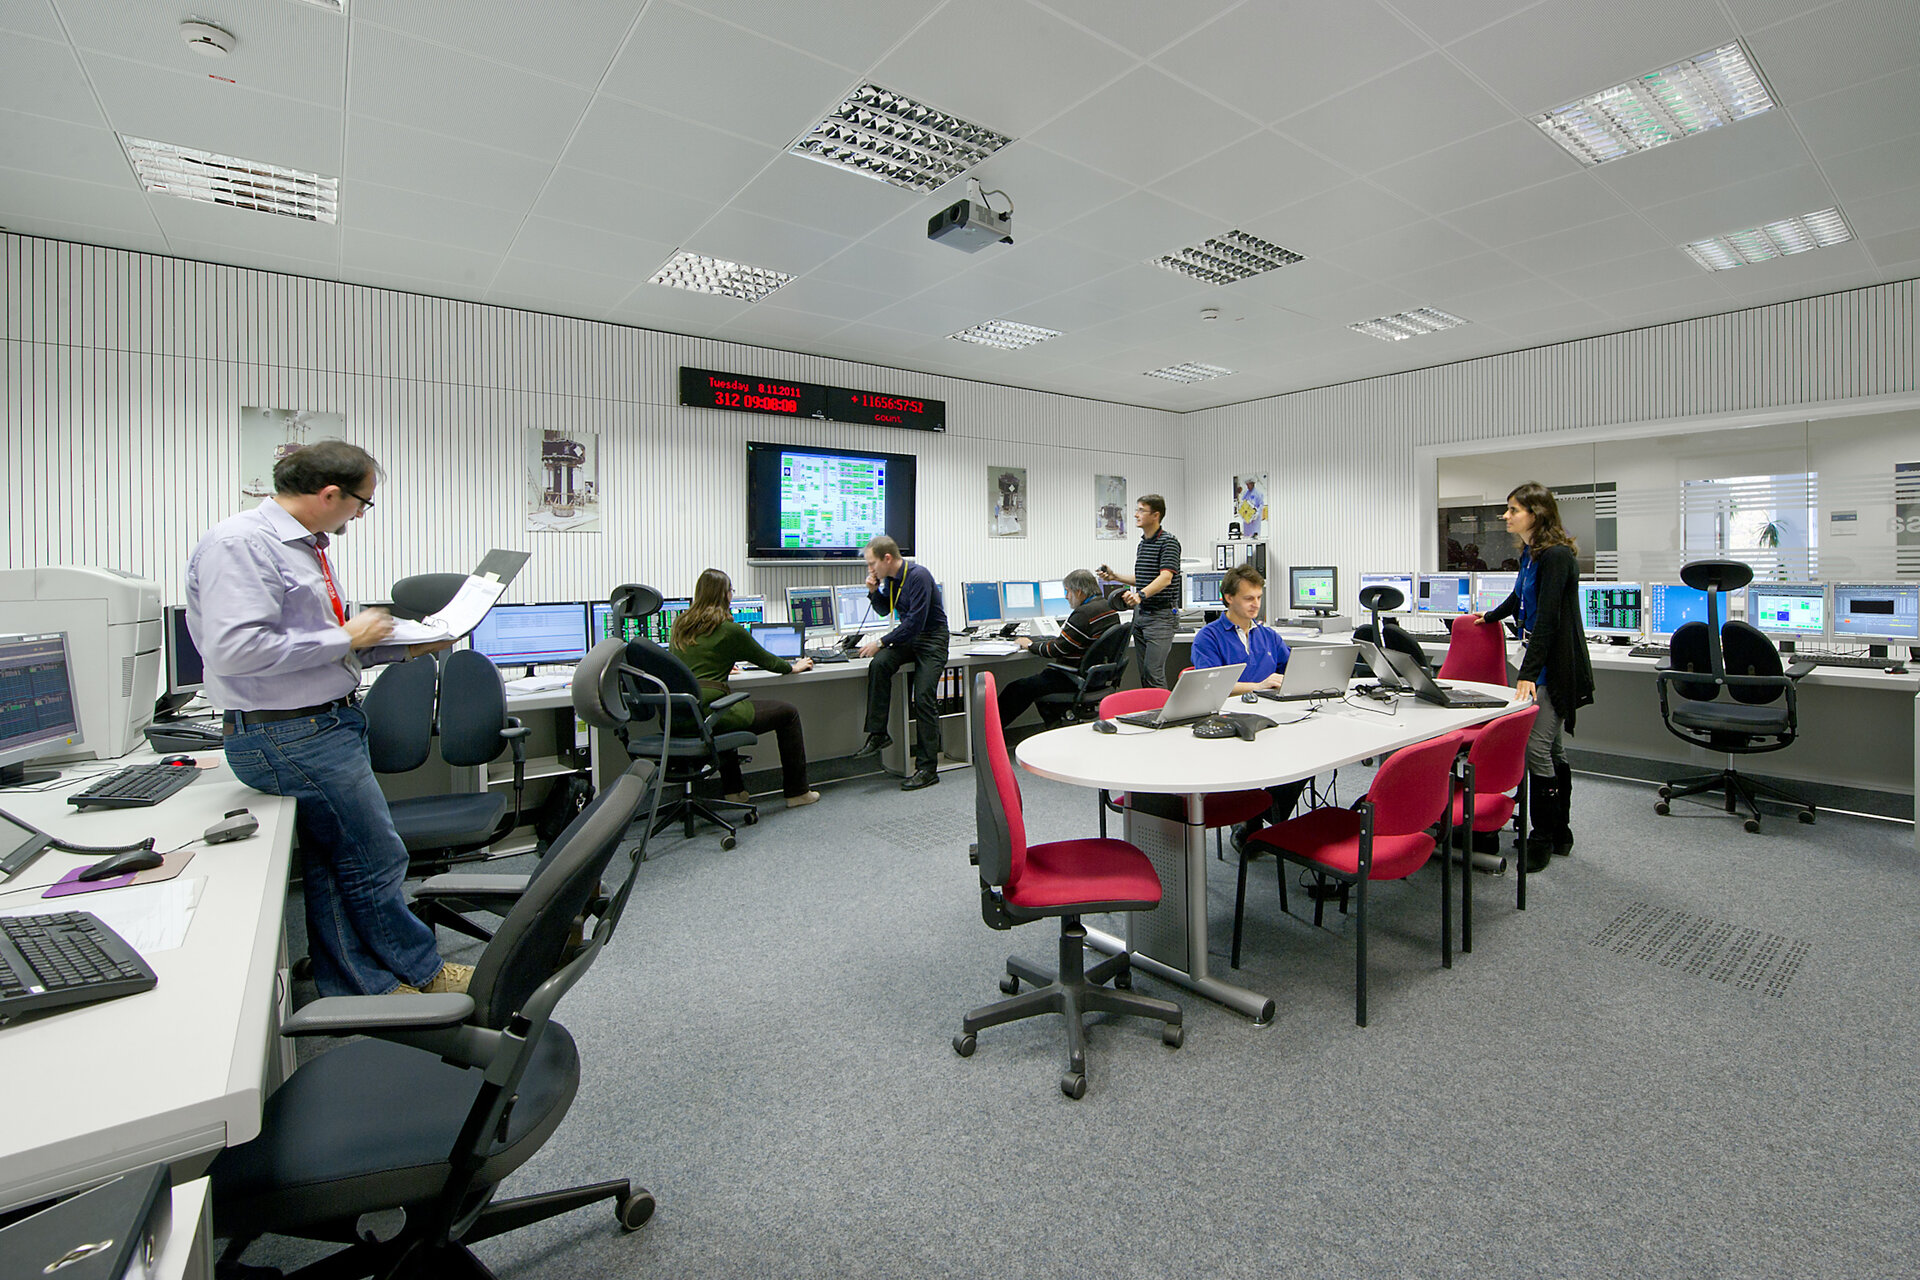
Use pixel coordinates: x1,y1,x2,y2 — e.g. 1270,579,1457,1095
2,233,1181,608
1182,278,1919,593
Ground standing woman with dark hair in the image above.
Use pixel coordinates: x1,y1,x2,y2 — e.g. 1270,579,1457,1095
1469,482,1595,872
671,569,820,808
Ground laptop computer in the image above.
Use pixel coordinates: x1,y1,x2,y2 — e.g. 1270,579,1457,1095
1255,643,1360,701
1115,664,1245,728
1376,645,1511,709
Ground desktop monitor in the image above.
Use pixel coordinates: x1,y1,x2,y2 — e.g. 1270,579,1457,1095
747,621,806,661
590,601,630,643
1000,580,1042,621
1188,571,1225,607
1289,566,1338,614
1357,572,1414,614
163,604,203,696
1744,582,1827,640
1473,572,1517,614
640,597,694,647
468,602,590,671
961,581,1002,628
785,586,835,632
730,595,766,626
1645,582,1728,640
833,583,879,633
1577,582,1643,638
0,631,84,787
1831,582,1920,645
1039,579,1071,618
1415,573,1472,615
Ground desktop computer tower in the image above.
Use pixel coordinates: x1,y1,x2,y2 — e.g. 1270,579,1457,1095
0,566,162,760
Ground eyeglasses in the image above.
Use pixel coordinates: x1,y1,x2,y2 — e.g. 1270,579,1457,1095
343,488,375,512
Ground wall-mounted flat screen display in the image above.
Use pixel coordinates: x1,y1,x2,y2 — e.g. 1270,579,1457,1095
746,441,917,563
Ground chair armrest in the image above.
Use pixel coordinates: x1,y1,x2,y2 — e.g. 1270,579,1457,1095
281,993,474,1037
413,872,532,900
500,719,531,743
1785,661,1816,680
709,692,749,711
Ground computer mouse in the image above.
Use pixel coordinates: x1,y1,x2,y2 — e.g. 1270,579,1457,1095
1240,692,1259,703
160,754,196,767
1091,719,1117,734
1887,664,1910,675
77,847,166,881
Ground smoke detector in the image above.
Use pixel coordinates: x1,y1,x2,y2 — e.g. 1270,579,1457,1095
1200,307,1221,322
180,21,235,57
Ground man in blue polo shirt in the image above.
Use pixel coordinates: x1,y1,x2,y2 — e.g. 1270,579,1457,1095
1189,564,1308,847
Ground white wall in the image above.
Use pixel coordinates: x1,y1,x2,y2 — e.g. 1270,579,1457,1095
1,234,1182,611
1180,278,1920,606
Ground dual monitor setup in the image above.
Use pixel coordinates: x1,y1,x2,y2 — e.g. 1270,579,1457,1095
957,580,1071,629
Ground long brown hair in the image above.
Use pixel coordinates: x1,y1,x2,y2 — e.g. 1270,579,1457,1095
671,568,733,649
1508,481,1577,553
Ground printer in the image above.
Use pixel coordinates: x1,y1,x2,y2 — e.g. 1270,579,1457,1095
0,566,162,760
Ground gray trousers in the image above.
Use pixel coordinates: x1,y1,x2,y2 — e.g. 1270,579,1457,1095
1527,682,1568,776
1132,608,1176,689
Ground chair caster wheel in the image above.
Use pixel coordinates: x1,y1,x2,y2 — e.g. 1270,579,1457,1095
1163,1024,1184,1048
1798,810,1815,824
1060,1071,1086,1099
1657,785,1672,799
952,1033,975,1057
1112,972,1131,991
719,835,736,851
616,1190,655,1231
291,956,313,980
1653,801,1670,816
999,975,1019,995
742,811,758,826
1744,819,1761,833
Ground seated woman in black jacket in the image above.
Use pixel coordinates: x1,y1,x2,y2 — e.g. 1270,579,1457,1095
1469,482,1595,872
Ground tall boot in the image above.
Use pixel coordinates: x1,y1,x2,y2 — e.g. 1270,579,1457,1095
1551,760,1575,857
1523,774,1558,874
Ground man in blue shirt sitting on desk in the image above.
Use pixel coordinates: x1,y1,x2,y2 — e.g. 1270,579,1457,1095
1189,564,1308,847
852,534,950,792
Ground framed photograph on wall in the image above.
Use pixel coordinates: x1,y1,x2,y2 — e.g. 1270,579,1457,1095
527,427,601,532
1230,473,1268,539
990,465,1027,538
1095,474,1127,539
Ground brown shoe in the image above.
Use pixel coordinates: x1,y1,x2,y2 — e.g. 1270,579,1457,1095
725,791,751,803
422,961,474,994
786,790,821,809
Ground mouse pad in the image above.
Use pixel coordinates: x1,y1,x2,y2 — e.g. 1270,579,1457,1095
43,850,196,898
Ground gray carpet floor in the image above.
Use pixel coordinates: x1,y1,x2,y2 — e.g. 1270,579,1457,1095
261,762,1920,1279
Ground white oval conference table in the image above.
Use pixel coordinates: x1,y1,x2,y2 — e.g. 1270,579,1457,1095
1016,681,1526,1023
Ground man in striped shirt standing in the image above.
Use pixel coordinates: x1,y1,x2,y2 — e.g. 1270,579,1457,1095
1100,494,1182,689
995,568,1120,730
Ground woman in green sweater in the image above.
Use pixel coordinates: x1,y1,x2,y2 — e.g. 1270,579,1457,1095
671,569,819,808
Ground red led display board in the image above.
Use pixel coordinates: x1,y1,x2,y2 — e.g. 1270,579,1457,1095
680,367,944,433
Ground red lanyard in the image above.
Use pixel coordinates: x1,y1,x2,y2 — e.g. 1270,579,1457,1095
312,540,346,626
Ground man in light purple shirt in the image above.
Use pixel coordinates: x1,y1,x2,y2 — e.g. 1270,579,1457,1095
187,441,463,997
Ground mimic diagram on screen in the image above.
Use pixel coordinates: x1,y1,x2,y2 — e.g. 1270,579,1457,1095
779,453,887,549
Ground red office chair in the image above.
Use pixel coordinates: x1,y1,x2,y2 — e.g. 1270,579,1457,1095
1230,731,1464,1027
1438,615,1509,685
1095,686,1277,868
957,672,1183,1099
1446,704,1539,953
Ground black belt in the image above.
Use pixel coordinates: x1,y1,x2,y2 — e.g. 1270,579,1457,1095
223,695,358,733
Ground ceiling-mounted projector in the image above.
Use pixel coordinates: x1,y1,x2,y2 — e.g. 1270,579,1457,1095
928,179,1012,252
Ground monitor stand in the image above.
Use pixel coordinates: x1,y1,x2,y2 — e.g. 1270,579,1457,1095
0,761,61,789
153,690,198,722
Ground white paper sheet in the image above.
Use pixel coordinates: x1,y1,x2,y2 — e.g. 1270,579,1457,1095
385,574,508,645
2,876,201,953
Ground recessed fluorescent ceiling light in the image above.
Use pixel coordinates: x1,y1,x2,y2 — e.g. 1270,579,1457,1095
287,0,344,11
1535,42,1774,166
1681,207,1853,271
1143,362,1234,383
949,319,1061,350
1349,307,1466,342
791,84,1013,194
121,135,337,223
1153,230,1304,284
648,250,792,302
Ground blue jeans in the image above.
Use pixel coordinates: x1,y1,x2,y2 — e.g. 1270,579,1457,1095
223,706,441,997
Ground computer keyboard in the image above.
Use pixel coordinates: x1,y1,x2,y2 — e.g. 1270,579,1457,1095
805,648,850,664
1793,652,1901,669
66,761,198,809
0,911,157,1023
1627,643,1670,660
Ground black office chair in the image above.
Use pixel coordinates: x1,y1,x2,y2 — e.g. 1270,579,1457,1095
608,584,663,639
618,637,759,850
390,572,469,621
364,651,529,883
1654,559,1817,833
210,761,660,1279
1031,623,1132,726
1352,585,1430,677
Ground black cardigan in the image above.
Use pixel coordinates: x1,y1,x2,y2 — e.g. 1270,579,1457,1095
1484,542,1596,731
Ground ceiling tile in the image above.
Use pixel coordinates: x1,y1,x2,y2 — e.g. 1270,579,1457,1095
1502,212,1670,274
165,239,340,281
1222,256,1372,307
506,216,677,280
685,206,854,275
1592,273,1733,319
1277,55,1513,175
710,301,854,349
1042,262,1211,316
868,0,1135,137
1445,274,1580,318
1821,132,1920,204
86,52,343,174
1589,109,1811,209
1369,120,1576,215
1389,250,1537,301
1638,165,1838,241
1155,0,1431,124
1,218,171,256
606,283,751,333
1319,218,1486,280
1051,189,1220,264
1447,0,1740,115
1244,181,1427,255
61,0,345,109
861,293,999,338
149,196,342,260
0,112,129,186
908,265,1057,319
346,181,527,255
945,140,1134,240
756,274,893,323
1386,0,1542,46
354,0,635,89
0,173,162,238
600,2,853,149
972,235,1132,296
1742,0,1920,104
350,25,589,160
1440,172,1631,246
1787,70,1920,161
0,0,62,41
1036,0,1239,58
0,34,108,126
344,120,555,213
673,0,947,72
1547,246,1703,296
486,258,639,314
1149,130,1350,223
1721,0,1834,31
808,242,968,295
1028,66,1258,188
1839,182,1920,239
1481,297,1610,339
530,167,718,245
560,96,779,203
1860,225,1920,271
731,154,921,239
341,227,502,287
1281,280,1425,325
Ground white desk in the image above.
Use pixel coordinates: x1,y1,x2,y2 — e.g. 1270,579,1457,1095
1016,684,1521,1022
0,751,296,1220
